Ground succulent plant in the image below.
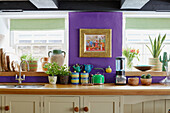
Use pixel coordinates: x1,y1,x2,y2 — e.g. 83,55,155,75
146,34,166,58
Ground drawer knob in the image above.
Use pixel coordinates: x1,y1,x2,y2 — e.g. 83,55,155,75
74,107,79,112
5,106,9,111
84,107,89,112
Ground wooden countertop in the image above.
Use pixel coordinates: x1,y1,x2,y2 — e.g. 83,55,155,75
0,83,170,95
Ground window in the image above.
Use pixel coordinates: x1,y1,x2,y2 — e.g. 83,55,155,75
10,30,67,71
11,30,65,56
123,29,170,69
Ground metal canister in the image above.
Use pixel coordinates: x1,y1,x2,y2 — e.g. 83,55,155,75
71,71,79,85
81,71,89,84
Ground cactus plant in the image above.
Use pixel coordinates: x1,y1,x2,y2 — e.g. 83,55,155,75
159,52,170,71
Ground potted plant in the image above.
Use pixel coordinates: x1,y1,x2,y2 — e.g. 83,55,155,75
146,34,166,71
140,74,152,86
44,62,59,84
122,48,140,70
58,65,71,84
26,54,38,72
20,54,28,71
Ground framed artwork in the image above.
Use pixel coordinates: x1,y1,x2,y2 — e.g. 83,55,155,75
79,29,112,58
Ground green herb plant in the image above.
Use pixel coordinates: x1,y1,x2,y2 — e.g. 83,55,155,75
146,34,166,58
44,62,60,76
26,54,38,61
20,54,28,61
58,64,71,76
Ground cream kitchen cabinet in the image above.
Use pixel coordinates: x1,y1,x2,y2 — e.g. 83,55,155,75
4,95,41,113
43,96,120,113
124,96,170,113
44,96,80,113
83,96,119,113
0,95,120,113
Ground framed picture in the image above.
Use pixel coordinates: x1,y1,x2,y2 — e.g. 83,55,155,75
80,29,112,58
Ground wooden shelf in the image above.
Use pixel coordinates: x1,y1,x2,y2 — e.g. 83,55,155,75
0,72,48,76
125,71,166,76
0,71,167,77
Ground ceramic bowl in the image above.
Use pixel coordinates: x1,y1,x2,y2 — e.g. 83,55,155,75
141,78,152,86
134,65,154,71
128,78,139,86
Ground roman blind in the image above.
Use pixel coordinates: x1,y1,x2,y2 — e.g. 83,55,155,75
126,18,170,30
10,18,65,31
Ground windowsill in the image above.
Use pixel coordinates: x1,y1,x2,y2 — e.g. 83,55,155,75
0,71,167,77
125,71,166,76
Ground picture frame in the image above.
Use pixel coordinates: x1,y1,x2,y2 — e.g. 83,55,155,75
79,29,112,58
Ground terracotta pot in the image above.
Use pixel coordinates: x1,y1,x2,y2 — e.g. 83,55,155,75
27,61,38,72
40,57,49,71
149,58,162,71
60,76,69,84
128,78,139,86
48,76,57,85
141,78,152,86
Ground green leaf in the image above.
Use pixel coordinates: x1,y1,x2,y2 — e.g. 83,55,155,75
161,34,166,45
146,45,153,57
153,38,157,58
149,36,154,52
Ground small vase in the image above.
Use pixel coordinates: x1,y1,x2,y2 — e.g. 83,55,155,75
126,59,133,70
48,76,57,85
60,76,69,84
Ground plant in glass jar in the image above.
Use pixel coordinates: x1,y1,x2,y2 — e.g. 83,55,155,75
122,48,140,70
44,62,60,85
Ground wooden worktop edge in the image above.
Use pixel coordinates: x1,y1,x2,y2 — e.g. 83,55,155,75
0,71,167,76
0,88,170,95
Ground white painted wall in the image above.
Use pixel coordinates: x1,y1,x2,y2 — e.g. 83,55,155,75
0,17,14,53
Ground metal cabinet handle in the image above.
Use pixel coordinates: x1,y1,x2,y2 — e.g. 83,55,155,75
84,107,89,112
5,106,9,111
74,107,79,112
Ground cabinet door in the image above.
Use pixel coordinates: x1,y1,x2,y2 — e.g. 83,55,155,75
5,96,41,113
124,100,167,113
44,97,79,113
83,96,119,113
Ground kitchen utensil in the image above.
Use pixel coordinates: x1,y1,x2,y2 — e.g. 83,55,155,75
81,71,89,85
84,64,93,73
40,57,49,71
134,65,154,71
141,78,152,85
73,64,83,72
106,66,112,73
128,77,139,86
115,56,126,85
2,52,8,71
71,71,79,85
0,48,3,71
92,68,105,85
48,50,66,66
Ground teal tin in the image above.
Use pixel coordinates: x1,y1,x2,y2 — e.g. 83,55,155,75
81,71,89,84
71,71,79,85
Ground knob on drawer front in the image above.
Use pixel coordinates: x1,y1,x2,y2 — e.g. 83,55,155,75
5,106,9,111
84,107,89,112
74,107,79,112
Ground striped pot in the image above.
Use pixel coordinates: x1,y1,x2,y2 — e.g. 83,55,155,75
149,58,162,71
27,61,38,72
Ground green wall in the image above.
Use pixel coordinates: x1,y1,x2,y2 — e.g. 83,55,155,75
10,18,65,31
126,18,170,29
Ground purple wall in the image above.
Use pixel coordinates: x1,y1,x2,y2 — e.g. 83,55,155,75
69,12,122,83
